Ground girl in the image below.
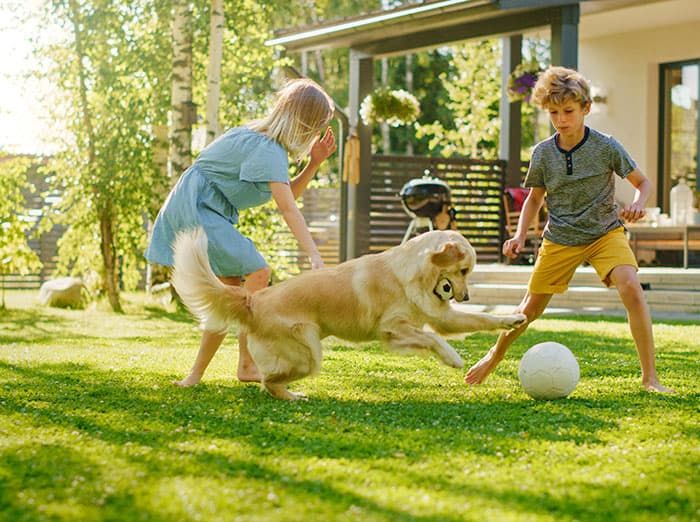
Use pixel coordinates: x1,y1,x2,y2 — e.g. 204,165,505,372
146,79,337,386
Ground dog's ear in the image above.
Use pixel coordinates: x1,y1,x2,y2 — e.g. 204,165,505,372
431,241,465,267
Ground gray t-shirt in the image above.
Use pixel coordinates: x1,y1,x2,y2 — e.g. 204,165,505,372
524,127,636,246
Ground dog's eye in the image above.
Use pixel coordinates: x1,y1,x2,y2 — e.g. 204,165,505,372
461,268,469,275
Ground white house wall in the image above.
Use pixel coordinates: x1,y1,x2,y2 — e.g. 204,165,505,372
578,0,700,205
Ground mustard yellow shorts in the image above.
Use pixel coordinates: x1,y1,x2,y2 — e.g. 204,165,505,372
528,227,638,294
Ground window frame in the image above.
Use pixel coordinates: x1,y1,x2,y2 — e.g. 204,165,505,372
657,58,700,211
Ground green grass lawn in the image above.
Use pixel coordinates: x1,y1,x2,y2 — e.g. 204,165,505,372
1,290,698,522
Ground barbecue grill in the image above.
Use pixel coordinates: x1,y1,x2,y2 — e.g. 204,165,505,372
399,174,454,243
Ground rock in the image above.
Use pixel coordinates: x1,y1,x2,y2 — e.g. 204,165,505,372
38,277,86,308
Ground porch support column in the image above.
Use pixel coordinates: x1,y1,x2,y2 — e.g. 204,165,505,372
551,4,579,69
344,49,373,260
500,33,523,188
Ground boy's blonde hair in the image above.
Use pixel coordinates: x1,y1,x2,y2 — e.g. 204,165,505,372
531,66,592,109
248,79,334,160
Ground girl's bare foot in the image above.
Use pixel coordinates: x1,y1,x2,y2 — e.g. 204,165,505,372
643,379,675,393
465,347,502,385
173,374,202,387
237,364,261,383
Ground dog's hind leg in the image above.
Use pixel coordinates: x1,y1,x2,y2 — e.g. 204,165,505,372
381,320,464,368
255,327,321,400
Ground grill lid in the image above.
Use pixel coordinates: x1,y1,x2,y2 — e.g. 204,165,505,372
399,175,451,218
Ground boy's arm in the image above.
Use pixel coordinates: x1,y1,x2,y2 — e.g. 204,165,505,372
516,188,546,238
503,187,546,259
620,169,650,223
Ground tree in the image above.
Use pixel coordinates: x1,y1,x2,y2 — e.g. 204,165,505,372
415,39,502,159
37,0,171,311
0,155,42,308
170,0,194,175
204,0,224,145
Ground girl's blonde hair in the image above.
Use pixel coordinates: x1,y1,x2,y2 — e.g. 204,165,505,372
248,79,334,160
532,66,592,109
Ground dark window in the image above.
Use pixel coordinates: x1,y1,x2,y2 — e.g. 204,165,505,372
658,60,699,211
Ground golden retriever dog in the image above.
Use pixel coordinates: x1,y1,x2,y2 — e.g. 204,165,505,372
172,228,526,400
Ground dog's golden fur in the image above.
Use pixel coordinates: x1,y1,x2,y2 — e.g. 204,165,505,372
172,228,526,400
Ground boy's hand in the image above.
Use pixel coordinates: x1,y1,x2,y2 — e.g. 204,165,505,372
620,202,646,223
309,127,336,165
503,236,525,259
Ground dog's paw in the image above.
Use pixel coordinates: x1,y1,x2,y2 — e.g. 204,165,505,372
502,313,527,329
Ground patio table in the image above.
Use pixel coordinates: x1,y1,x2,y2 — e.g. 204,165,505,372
626,223,700,268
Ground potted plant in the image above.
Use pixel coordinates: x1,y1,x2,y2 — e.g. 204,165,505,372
360,87,420,127
507,62,541,103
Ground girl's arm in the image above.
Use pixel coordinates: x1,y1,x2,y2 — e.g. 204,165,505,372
270,181,324,269
289,127,336,199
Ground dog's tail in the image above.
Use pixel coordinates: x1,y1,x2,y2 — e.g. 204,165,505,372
171,227,252,333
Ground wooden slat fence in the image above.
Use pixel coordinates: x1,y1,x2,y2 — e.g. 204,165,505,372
370,155,506,263
6,155,510,288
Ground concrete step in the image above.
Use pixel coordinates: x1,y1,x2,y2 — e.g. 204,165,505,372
468,264,700,316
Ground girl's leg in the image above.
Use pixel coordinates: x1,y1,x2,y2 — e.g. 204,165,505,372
465,292,552,385
236,266,271,382
174,275,242,387
609,265,673,393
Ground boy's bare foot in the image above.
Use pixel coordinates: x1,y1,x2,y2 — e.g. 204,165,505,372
643,380,675,393
465,347,502,385
173,374,201,387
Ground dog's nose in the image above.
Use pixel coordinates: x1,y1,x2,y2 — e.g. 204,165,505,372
458,291,470,302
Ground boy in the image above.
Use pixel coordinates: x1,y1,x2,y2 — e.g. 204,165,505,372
465,66,673,393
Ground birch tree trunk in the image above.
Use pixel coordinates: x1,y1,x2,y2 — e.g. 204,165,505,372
381,57,390,154
170,0,194,180
405,53,414,155
205,0,224,145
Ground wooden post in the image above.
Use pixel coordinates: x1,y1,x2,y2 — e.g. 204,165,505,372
500,34,523,188
346,49,373,259
551,4,579,69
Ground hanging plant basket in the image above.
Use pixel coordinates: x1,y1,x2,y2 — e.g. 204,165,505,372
360,87,420,127
507,62,541,103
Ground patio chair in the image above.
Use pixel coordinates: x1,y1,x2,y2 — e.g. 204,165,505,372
503,188,543,264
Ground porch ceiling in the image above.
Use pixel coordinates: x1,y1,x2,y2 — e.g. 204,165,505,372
267,0,580,56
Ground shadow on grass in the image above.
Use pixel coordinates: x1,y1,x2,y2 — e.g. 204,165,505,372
0,308,74,344
0,358,697,521
141,304,194,324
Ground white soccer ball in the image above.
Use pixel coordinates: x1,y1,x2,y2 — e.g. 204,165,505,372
518,342,580,400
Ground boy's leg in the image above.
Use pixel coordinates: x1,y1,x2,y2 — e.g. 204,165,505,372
465,292,552,384
174,275,243,387
608,265,674,393
237,266,271,382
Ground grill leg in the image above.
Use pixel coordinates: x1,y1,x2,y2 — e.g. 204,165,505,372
402,217,433,244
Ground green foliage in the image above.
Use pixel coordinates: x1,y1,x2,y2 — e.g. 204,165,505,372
382,50,456,155
0,156,42,278
415,40,502,159
1,291,699,520
34,0,172,295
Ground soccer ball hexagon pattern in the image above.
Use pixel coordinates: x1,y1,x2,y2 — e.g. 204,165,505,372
518,342,580,400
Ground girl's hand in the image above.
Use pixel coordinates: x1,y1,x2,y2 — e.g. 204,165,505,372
310,252,324,270
309,127,337,165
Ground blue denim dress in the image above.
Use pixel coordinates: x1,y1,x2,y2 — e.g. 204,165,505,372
145,127,289,276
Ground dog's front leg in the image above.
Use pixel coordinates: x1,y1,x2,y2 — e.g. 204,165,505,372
381,320,464,368
432,308,527,335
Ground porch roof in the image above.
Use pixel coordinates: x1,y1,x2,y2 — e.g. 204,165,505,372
267,0,581,56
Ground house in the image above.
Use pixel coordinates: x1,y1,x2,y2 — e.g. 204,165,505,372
268,0,700,262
